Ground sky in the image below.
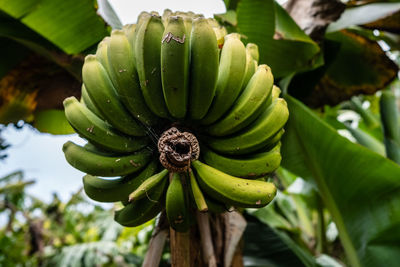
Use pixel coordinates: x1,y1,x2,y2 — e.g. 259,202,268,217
0,1,226,203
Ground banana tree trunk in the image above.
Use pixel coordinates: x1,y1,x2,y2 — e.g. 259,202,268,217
143,211,247,267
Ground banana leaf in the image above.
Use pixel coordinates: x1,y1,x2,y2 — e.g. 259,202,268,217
243,214,314,267
0,0,109,54
281,94,400,267
236,0,321,78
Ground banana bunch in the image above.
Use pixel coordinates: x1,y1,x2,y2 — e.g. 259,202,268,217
62,10,289,232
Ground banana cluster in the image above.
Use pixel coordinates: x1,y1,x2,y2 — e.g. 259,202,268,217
62,10,289,232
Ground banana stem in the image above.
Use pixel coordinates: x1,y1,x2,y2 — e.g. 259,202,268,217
142,212,168,267
169,172,191,267
170,228,191,267
196,211,217,267
223,211,247,267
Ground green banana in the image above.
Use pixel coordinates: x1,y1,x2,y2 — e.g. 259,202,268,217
246,43,259,62
122,24,136,52
107,30,159,126
62,141,151,177
64,96,148,153
201,142,281,178
114,178,167,227
83,160,158,203
200,33,247,125
204,98,289,155
207,18,227,48
188,17,219,120
166,172,190,232
183,16,193,41
263,85,281,109
259,128,285,152
83,142,118,156
161,16,190,119
192,160,277,208
241,52,257,92
82,55,146,136
271,85,281,101
128,169,169,202
95,37,112,74
206,64,274,136
204,194,227,214
162,9,173,25
135,15,169,118
241,43,259,92
80,84,104,120
189,170,208,212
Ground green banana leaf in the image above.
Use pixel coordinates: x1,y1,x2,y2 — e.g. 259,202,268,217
33,109,75,135
281,94,400,267
236,0,321,78
0,14,83,80
243,214,314,267
0,0,109,54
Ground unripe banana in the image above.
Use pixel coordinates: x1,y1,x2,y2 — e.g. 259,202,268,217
188,17,219,120
114,178,167,227
166,172,190,232
162,9,173,25
83,142,117,156
192,160,277,208
62,141,151,176
261,128,285,152
262,84,281,111
204,195,227,214
241,53,257,92
82,55,146,136
83,160,158,203
246,43,259,62
189,170,208,212
64,96,148,153
183,16,193,41
207,18,227,48
122,24,136,52
107,30,159,126
95,37,112,74
201,142,281,178
135,15,169,118
201,33,247,125
204,98,289,155
206,64,274,136
128,169,169,202
80,84,104,120
161,16,190,119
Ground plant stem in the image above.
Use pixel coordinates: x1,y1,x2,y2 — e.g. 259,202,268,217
170,227,191,267
196,211,217,267
142,213,168,267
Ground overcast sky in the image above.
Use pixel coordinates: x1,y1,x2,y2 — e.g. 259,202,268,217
0,1,226,203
